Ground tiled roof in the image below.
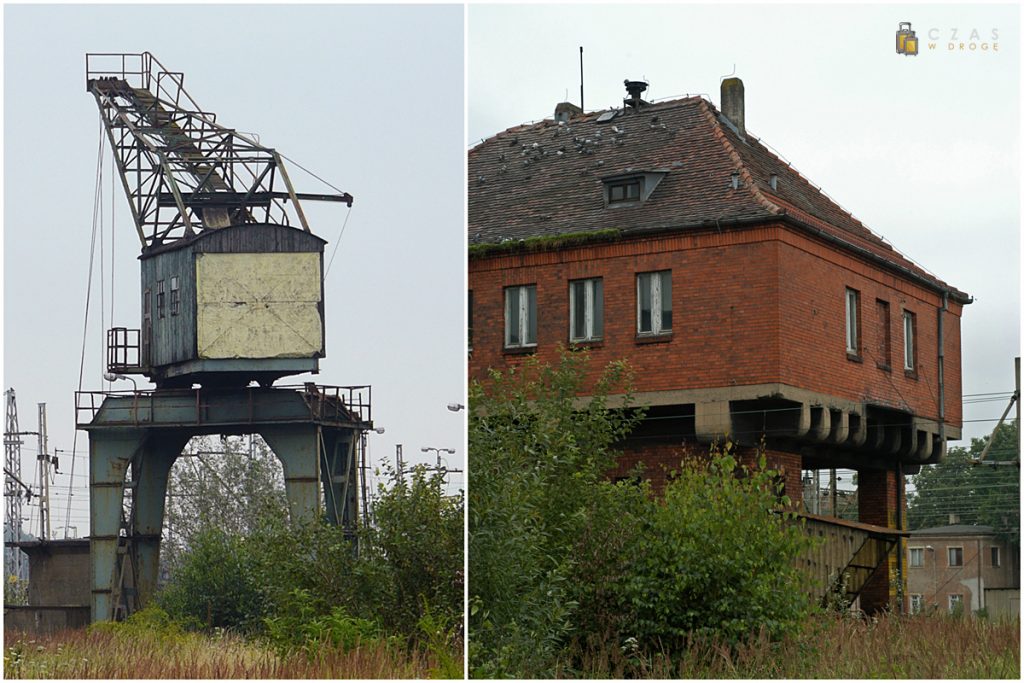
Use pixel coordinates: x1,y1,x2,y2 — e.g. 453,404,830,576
468,96,967,301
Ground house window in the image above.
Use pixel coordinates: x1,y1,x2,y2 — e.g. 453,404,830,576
637,271,672,335
903,310,917,372
156,280,166,319
909,594,923,614
504,285,537,349
607,177,642,204
948,593,964,613
170,276,180,316
991,546,1001,568
909,547,924,567
845,288,860,355
948,546,963,567
876,299,891,369
569,278,603,342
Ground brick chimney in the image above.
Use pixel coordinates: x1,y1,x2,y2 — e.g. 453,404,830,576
554,101,583,123
721,77,745,136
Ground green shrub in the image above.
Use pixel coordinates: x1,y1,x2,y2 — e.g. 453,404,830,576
156,528,264,631
626,448,812,645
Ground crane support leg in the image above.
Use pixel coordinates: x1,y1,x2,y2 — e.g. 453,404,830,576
89,433,142,623
133,436,188,608
261,426,324,524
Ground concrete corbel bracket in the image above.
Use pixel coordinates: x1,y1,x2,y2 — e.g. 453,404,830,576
828,408,849,444
809,404,831,442
694,399,733,443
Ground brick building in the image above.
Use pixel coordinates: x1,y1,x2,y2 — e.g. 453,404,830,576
468,78,970,613
907,524,1020,619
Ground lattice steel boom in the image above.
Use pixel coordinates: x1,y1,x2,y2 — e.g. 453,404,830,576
85,52,352,250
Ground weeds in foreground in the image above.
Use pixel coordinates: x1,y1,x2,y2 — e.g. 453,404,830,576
3,623,459,679
553,612,1020,679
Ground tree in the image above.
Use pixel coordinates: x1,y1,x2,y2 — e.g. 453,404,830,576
161,435,288,578
907,421,1019,544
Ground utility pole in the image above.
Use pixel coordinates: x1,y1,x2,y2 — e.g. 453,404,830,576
37,403,51,541
4,389,25,581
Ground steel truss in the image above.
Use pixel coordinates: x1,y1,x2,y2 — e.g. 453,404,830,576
85,52,352,250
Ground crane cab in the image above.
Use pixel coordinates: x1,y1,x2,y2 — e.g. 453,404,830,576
109,222,326,388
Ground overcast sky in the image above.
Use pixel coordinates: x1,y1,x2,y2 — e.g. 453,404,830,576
3,4,465,538
469,3,1021,455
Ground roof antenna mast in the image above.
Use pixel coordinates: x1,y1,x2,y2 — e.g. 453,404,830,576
579,46,584,112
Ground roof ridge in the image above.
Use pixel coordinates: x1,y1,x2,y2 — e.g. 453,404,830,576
697,99,781,216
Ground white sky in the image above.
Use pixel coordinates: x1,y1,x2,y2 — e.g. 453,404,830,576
469,3,1021,457
3,4,465,538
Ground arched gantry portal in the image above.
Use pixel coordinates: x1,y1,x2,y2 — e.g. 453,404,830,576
76,384,372,623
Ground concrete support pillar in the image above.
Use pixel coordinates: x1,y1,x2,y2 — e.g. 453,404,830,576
133,435,187,608
261,426,323,523
858,468,906,614
89,432,143,623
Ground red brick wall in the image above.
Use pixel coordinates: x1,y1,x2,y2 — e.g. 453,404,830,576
610,441,803,507
469,222,964,428
775,234,962,426
858,468,908,614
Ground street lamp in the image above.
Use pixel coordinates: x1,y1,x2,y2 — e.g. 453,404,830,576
446,403,465,412
421,446,455,469
103,372,137,392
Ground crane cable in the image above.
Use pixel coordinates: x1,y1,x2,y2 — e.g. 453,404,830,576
63,117,106,538
275,151,354,281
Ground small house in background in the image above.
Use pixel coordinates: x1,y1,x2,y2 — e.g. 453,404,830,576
907,524,1020,619
468,77,970,614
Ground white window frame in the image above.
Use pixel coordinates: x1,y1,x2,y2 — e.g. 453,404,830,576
903,310,916,371
948,593,963,613
947,546,963,567
569,278,603,342
169,275,181,316
909,547,924,568
637,270,672,336
504,285,537,349
991,546,1001,568
909,594,923,614
845,288,860,354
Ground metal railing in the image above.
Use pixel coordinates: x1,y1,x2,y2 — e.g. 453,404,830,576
106,328,144,374
75,384,372,428
85,52,212,123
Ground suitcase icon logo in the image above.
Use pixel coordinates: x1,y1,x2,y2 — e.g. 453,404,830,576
897,22,919,56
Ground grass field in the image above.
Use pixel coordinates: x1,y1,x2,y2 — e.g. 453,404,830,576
3,625,460,679
558,612,1020,679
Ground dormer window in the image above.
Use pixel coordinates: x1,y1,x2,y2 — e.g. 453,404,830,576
602,170,668,207
608,177,642,204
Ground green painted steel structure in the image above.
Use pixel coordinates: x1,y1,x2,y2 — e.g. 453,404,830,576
77,384,371,622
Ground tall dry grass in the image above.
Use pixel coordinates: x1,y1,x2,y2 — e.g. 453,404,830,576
557,612,1020,678
4,626,458,679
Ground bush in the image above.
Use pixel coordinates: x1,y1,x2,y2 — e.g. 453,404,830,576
626,448,812,645
469,350,814,676
157,459,463,652
157,528,264,631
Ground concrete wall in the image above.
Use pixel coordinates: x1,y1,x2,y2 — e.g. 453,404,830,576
22,541,90,607
4,606,90,634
